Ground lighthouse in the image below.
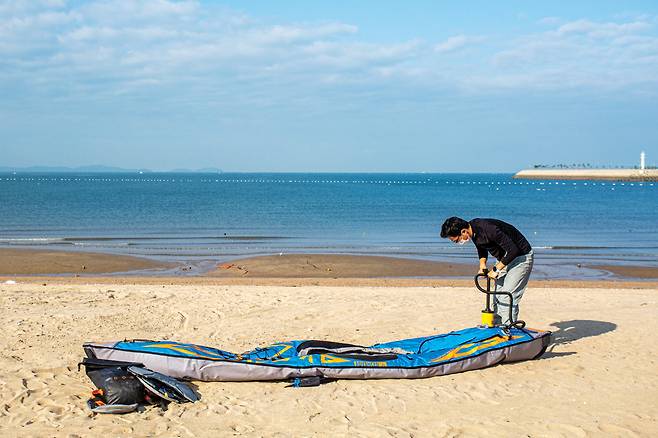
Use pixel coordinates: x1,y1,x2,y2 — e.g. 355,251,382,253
640,151,646,172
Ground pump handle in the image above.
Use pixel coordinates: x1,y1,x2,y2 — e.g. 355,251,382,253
473,272,526,329
474,272,490,294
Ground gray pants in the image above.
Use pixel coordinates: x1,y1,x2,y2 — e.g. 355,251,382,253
494,250,534,325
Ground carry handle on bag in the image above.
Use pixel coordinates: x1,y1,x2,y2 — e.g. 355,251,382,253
78,357,145,372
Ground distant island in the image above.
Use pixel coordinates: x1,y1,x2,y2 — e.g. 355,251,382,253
515,152,657,181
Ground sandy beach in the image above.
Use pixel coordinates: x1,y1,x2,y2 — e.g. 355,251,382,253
1,278,657,437
1,249,657,436
5,1,658,436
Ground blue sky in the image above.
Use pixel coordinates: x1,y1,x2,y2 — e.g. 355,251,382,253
1,0,657,171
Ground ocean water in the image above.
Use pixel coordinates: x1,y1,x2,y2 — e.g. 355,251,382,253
1,172,657,279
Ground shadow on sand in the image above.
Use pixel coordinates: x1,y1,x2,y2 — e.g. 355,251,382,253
541,319,617,359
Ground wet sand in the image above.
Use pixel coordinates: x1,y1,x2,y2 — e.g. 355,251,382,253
0,248,171,275
211,254,475,278
1,249,657,288
589,264,658,279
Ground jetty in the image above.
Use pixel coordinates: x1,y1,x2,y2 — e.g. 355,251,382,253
515,152,657,181
514,168,658,181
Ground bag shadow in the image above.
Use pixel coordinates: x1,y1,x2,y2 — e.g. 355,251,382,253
541,319,617,359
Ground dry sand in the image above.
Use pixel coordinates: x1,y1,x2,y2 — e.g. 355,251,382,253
1,280,657,437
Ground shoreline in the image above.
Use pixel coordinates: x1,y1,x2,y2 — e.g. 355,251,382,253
1,248,657,287
2,276,658,289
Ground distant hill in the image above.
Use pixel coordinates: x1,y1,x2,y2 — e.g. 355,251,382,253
169,167,223,173
0,165,223,173
0,165,150,173
195,167,224,173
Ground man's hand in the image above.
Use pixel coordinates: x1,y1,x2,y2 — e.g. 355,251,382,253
487,269,499,279
478,258,487,275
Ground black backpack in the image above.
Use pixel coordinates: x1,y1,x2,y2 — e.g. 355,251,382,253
79,358,199,414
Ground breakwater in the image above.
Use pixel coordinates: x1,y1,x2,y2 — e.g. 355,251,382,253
514,168,658,181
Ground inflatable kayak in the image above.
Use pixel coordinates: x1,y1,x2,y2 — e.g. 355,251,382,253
84,326,550,382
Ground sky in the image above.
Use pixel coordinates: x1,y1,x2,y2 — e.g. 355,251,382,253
1,0,658,172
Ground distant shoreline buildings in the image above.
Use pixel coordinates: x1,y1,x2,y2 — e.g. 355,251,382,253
515,152,658,181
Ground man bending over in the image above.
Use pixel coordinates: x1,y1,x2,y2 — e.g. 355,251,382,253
440,217,534,325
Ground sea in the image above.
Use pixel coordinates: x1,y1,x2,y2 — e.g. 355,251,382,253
1,172,657,279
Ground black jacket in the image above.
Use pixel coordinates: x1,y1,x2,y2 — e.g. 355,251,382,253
469,218,532,265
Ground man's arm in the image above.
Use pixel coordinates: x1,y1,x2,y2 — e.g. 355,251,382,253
476,245,488,273
494,227,521,266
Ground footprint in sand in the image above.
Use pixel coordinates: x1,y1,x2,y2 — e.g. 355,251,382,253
174,311,189,331
546,422,589,437
597,421,642,436
3,366,87,429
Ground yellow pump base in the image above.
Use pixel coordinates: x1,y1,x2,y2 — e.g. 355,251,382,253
481,310,495,328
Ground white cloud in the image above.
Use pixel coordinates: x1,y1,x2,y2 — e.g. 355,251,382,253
1,2,657,105
78,0,200,24
434,35,483,53
479,17,658,92
302,40,421,69
0,0,66,15
556,19,650,38
0,0,415,100
252,23,357,45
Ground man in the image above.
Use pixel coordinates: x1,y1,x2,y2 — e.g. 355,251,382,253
440,217,534,325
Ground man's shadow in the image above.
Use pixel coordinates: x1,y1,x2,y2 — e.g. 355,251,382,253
541,320,617,359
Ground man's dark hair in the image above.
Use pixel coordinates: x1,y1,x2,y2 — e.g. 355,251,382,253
440,217,469,238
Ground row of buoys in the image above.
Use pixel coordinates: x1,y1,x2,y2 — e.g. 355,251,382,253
0,177,654,187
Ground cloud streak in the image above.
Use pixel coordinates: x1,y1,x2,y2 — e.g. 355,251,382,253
0,0,417,105
482,17,658,92
434,35,484,53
